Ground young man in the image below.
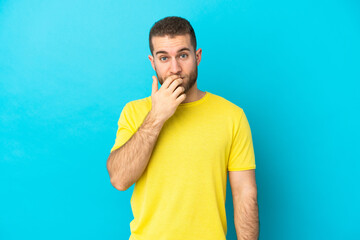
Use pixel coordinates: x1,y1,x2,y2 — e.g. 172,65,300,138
107,16,259,240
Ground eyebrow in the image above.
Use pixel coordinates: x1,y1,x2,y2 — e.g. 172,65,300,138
155,47,191,56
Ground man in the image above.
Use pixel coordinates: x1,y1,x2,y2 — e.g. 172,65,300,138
106,16,259,240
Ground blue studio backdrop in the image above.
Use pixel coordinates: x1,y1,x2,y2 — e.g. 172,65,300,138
1,0,359,239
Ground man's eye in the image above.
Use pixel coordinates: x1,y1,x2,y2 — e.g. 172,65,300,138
160,57,168,61
180,54,188,58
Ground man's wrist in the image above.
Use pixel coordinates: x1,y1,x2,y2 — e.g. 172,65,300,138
146,110,165,129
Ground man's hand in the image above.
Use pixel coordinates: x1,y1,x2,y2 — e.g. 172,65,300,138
150,75,186,124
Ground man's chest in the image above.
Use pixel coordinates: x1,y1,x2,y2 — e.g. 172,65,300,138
149,111,233,174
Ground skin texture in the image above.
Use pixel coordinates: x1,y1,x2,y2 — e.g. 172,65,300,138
148,34,206,103
107,110,165,190
229,169,259,240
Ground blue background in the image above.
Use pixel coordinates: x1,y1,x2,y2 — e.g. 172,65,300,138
1,0,359,239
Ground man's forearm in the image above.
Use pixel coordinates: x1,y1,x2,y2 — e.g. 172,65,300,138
106,110,164,190
234,192,259,240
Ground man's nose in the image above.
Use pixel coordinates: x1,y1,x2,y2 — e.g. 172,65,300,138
170,58,182,74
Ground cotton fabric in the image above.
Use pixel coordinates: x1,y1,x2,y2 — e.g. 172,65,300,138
110,91,256,240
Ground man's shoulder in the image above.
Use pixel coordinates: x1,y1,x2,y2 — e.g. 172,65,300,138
126,95,151,108
123,95,152,115
208,92,244,115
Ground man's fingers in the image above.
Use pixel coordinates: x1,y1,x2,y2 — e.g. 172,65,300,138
163,75,182,89
168,77,183,93
175,93,186,104
152,76,158,95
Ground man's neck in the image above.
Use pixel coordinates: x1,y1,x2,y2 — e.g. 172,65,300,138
182,87,206,103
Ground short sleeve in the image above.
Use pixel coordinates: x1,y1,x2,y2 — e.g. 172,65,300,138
110,103,135,153
228,109,256,171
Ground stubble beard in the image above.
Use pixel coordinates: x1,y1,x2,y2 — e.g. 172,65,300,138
156,65,198,95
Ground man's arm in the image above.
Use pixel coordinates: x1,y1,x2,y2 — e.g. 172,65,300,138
229,169,259,240
106,110,164,191
106,74,186,191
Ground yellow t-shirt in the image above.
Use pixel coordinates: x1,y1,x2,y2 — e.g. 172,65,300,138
110,91,256,240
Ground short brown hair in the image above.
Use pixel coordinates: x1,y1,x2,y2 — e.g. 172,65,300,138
149,16,197,55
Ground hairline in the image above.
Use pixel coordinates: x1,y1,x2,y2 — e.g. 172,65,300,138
150,33,196,56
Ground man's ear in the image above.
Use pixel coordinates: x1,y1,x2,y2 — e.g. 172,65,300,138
148,55,155,71
195,48,202,66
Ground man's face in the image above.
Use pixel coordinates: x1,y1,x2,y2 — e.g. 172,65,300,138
148,34,202,94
